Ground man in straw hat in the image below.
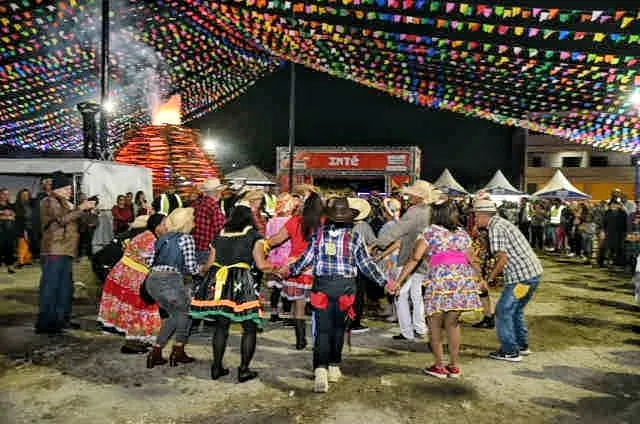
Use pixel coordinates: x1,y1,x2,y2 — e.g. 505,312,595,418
287,197,388,393
348,197,376,333
238,189,267,235
370,180,439,341
473,198,543,363
190,178,228,334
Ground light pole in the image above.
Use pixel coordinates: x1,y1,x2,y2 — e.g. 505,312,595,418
98,0,110,160
287,6,296,192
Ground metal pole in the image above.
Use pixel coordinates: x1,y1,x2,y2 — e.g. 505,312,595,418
98,0,110,160
287,7,296,192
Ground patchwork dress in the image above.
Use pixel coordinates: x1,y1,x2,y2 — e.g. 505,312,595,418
422,225,482,317
97,230,161,342
190,226,264,326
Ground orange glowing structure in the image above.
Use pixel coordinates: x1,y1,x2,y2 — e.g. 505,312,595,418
115,124,220,196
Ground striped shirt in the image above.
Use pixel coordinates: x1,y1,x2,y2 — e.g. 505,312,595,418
488,216,543,284
290,225,387,285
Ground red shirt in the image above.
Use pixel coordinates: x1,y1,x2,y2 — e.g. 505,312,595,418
112,206,133,234
192,195,226,252
285,215,310,258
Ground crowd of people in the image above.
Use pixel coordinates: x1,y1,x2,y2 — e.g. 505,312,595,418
6,171,635,393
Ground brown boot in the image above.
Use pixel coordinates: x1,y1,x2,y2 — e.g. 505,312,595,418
169,344,195,367
146,346,167,369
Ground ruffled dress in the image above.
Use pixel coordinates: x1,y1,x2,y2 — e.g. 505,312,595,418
265,216,292,289
97,231,161,342
422,225,482,316
190,226,264,326
280,215,313,300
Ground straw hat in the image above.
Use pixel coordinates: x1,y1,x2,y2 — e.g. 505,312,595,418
165,207,195,233
242,189,265,203
276,193,297,216
293,184,320,197
383,197,402,218
200,178,227,193
348,197,372,221
401,180,440,204
325,197,358,224
130,215,149,230
473,199,497,214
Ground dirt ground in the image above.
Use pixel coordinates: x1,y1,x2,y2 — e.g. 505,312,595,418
0,257,639,424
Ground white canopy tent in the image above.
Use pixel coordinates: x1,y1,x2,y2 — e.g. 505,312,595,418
0,159,153,249
477,170,527,203
434,168,468,196
225,165,276,187
533,170,591,200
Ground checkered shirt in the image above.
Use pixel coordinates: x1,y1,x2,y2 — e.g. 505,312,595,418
488,215,543,284
192,195,226,252
291,225,387,286
152,233,200,275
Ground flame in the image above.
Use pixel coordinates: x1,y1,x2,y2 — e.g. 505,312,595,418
152,94,181,125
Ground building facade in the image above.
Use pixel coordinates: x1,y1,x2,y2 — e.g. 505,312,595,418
525,134,636,201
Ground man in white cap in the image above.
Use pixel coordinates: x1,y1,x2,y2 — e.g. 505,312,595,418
371,180,438,341
474,198,543,362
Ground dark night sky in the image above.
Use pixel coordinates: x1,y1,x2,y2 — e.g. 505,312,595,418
189,65,517,189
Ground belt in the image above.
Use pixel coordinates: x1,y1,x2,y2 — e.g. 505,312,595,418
121,256,149,274
213,262,251,301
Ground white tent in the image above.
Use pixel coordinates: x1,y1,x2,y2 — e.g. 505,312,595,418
225,165,276,187
478,170,525,196
533,170,591,200
434,168,468,196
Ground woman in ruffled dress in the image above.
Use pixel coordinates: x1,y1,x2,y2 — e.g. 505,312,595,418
265,193,297,322
393,200,483,378
191,205,276,382
98,214,165,353
267,187,324,350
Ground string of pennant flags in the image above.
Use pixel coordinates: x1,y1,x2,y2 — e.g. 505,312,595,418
0,0,639,153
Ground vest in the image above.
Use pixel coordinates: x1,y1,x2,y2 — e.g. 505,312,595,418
264,193,277,216
550,205,564,225
159,193,183,215
154,232,184,272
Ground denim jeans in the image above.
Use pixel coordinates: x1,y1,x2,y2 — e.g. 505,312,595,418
496,276,540,353
146,271,191,347
36,255,73,332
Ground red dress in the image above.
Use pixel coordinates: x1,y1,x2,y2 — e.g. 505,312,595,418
98,231,161,342
281,215,314,300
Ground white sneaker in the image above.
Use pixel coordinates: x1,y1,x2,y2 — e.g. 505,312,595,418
520,348,532,356
313,368,329,393
328,365,342,383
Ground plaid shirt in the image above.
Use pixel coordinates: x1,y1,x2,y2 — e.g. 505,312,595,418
192,195,226,252
488,216,543,284
291,225,387,286
152,233,200,275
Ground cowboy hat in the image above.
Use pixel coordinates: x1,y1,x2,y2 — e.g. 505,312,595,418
473,199,497,214
348,197,371,221
200,178,227,193
401,180,440,204
165,207,195,233
242,189,265,203
325,197,358,224
130,215,149,230
383,197,402,218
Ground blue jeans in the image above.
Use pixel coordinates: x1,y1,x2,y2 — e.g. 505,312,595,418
36,255,73,331
496,276,540,353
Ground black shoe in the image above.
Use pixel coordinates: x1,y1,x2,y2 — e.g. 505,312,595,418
392,334,411,340
350,324,369,334
489,350,522,362
211,365,230,380
7,268,15,274
238,368,258,383
270,314,281,323
64,321,81,330
294,319,307,350
472,315,495,329
120,343,148,354
283,318,296,327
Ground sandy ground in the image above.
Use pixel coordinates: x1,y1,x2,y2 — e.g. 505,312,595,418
0,257,639,424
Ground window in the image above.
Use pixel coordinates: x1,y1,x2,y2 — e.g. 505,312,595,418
528,156,543,167
526,183,537,194
589,156,608,167
562,156,581,167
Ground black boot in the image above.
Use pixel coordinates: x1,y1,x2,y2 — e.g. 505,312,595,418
211,319,230,380
295,319,307,350
472,314,495,329
238,322,258,383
